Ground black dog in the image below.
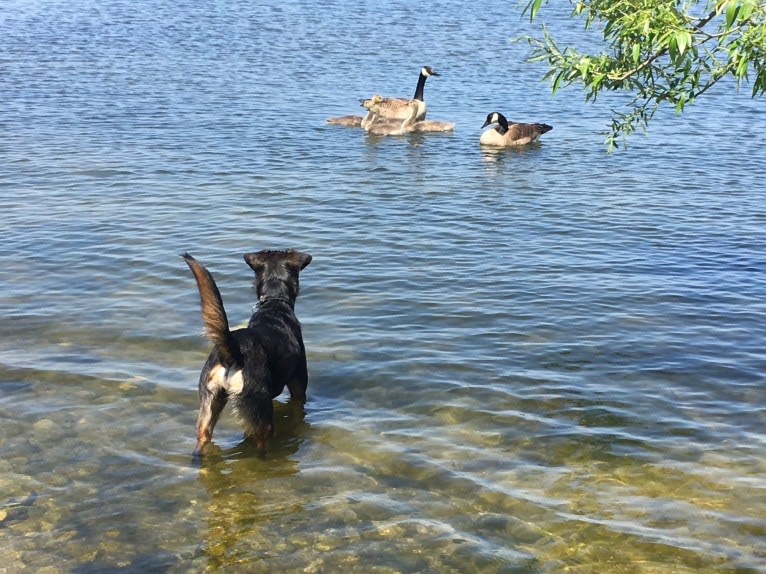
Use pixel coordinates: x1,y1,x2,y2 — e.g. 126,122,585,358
182,250,312,455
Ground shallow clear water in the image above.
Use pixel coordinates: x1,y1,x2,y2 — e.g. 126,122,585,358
2,1,766,572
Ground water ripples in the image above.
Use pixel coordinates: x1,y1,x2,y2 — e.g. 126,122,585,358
2,0,766,572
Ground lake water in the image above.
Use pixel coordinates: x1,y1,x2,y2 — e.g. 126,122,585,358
2,1,765,572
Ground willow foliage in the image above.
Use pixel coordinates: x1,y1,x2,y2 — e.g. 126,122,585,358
521,1,766,150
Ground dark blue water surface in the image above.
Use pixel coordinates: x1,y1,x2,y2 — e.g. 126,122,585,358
1,1,765,572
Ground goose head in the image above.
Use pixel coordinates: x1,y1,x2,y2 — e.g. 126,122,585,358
421,66,439,77
482,111,509,130
360,94,384,110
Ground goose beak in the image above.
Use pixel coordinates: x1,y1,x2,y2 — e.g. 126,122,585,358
481,118,491,128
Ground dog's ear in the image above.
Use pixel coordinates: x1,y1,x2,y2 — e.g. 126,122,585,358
288,250,312,270
244,250,312,272
243,252,266,272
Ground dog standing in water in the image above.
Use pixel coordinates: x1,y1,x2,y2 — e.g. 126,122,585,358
182,250,312,456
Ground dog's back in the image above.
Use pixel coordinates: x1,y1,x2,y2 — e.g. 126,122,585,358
243,306,306,394
183,250,312,455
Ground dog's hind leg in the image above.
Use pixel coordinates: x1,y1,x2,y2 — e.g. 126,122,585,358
195,384,228,456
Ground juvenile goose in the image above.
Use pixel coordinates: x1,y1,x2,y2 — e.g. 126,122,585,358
360,94,383,130
411,118,455,133
360,66,439,122
326,95,384,128
326,114,363,127
480,111,552,146
366,99,419,136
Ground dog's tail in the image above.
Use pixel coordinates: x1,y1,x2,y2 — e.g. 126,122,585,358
182,253,240,366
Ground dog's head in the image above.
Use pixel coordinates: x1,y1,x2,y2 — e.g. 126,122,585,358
243,249,312,307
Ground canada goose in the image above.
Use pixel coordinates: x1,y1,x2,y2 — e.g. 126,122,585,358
360,66,439,122
326,95,384,128
366,99,419,136
326,115,363,127
411,119,455,133
360,94,383,130
480,112,552,146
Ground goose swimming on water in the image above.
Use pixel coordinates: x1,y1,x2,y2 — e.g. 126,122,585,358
325,114,363,127
360,94,383,130
480,111,552,147
326,95,384,128
411,118,455,133
360,66,439,122
366,99,420,136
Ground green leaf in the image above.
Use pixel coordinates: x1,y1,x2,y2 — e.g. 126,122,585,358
590,72,605,90
669,34,679,59
577,56,591,76
524,0,544,21
518,0,766,151
674,31,690,56
753,67,765,96
736,56,749,78
551,70,565,95
740,0,756,21
726,2,740,29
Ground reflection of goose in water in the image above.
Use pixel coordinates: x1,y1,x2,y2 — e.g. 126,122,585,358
360,66,439,122
480,111,552,146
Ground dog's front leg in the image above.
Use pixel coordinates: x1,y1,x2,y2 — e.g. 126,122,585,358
237,392,275,452
286,353,309,403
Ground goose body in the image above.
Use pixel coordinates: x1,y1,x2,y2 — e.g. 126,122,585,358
360,94,383,130
366,99,419,136
480,112,552,146
360,66,438,122
326,95,383,129
411,119,455,133
326,115,363,127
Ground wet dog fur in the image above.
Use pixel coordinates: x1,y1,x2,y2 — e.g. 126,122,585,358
182,250,312,456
